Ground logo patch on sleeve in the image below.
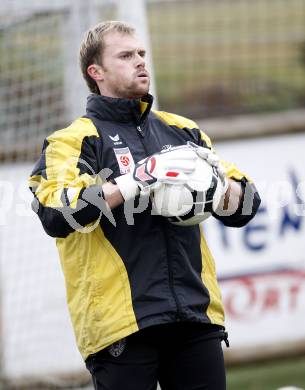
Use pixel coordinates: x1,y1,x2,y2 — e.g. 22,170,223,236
113,147,135,174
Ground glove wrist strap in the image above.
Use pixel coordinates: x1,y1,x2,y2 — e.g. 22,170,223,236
114,173,140,202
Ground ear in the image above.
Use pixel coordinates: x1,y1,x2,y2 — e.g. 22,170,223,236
87,64,104,82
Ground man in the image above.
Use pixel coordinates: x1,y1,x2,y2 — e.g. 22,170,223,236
29,21,260,390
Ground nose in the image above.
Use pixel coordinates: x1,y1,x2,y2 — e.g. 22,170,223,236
135,53,145,68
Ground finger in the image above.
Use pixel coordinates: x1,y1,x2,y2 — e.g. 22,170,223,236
163,144,190,153
163,149,198,161
196,148,213,160
164,160,196,172
206,155,220,166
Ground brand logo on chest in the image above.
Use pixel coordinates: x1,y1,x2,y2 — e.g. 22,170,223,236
109,133,123,146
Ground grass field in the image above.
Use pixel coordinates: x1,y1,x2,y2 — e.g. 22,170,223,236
227,356,305,390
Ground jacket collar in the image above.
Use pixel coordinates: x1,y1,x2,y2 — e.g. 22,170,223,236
86,93,153,125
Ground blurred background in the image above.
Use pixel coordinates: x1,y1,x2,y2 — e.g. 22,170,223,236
0,0,305,389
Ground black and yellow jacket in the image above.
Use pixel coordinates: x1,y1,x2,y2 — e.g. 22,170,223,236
29,94,260,360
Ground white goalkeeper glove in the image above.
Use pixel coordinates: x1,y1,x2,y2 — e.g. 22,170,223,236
115,145,198,202
186,141,229,193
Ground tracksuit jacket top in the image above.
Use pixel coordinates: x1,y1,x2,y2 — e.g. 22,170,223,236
29,93,261,360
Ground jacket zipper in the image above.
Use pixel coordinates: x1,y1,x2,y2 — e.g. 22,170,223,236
136,125,150,155
136,125,144,137
162,223,182,321
136,123,182,321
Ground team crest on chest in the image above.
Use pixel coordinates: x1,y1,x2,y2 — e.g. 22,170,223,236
113,147,135,174
107,337,127,357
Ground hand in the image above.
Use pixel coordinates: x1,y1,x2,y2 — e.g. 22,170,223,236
133,145,198,190
186,141,228,193
115,145,198,201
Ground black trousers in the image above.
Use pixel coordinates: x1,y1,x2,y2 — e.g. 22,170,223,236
86,322,227,390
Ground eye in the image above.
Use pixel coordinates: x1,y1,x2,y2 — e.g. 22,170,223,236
121,52,132,59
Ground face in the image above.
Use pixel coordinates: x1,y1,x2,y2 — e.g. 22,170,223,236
89,32,150,99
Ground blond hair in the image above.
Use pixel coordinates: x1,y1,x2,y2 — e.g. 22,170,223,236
79,21,136,94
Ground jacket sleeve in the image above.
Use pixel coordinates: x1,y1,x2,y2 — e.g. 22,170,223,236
28,118,107,238
197,129,261,228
